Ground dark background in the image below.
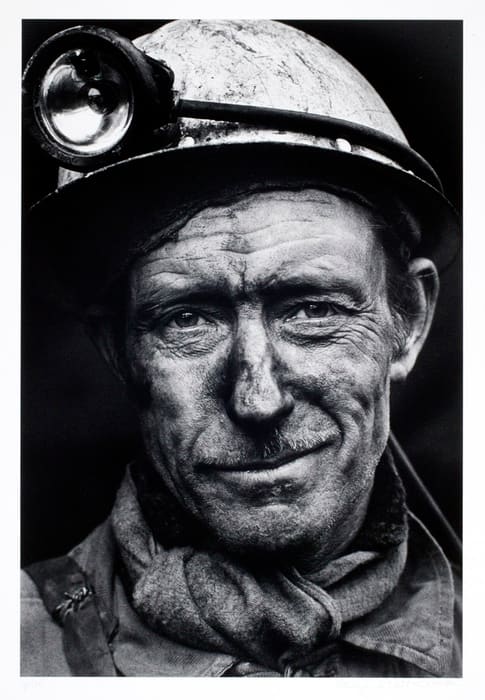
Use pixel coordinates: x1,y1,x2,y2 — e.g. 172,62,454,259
21,20,462,566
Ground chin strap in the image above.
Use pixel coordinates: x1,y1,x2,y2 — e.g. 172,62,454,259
389,431,462,565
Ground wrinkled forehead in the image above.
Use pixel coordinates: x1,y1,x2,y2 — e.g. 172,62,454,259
137,188,384,259
129,188,387,299
178,188,375,241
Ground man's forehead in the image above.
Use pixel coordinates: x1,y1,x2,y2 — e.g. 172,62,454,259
139,188,380,258
176,189,352,233
130,187,386,301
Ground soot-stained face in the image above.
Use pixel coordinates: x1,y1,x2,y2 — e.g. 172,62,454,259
122,189,414,568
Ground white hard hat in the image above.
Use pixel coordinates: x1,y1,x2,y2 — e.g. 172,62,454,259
26,20,459,308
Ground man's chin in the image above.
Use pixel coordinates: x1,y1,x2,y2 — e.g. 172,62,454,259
199,502,326,563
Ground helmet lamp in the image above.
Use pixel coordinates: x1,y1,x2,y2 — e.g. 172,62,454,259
23,25,175,170
37,47,134,156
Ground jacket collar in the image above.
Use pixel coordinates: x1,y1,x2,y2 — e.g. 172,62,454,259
340,512,456,677
73,510,455,677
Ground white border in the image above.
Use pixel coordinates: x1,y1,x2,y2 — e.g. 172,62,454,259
3,1,485,698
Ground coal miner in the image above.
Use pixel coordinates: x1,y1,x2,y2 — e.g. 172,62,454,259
21,20,461,676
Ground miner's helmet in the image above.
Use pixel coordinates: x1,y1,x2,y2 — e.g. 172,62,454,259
23,19,459,310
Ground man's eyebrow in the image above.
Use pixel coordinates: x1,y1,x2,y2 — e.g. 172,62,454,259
130,266,370,328
261,273,369,306
131,284,230,331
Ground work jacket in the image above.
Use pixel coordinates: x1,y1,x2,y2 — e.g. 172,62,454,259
21,508,461,677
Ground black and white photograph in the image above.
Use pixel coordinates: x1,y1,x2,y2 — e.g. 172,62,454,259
19,15,464,681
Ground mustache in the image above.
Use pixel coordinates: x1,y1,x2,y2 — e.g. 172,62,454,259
196,428,332,468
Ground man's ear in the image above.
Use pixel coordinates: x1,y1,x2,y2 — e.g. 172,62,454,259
390,257,440,382
84,309,128,385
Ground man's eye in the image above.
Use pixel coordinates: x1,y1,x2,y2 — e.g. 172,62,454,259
168,311,207,328
289,302,337,320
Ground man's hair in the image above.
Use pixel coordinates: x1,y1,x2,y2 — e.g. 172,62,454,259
374,206,426,358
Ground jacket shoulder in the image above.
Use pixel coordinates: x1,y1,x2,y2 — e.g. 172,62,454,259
20,521,114,676
21,569,72,676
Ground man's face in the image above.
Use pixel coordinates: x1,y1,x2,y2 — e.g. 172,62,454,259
125,189,399,566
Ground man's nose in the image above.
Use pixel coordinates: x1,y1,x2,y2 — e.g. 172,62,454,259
226,319,294,427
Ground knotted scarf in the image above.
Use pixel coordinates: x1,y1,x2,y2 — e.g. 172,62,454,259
112,452,408,672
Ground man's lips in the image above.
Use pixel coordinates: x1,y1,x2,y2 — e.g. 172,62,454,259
199,442,328,473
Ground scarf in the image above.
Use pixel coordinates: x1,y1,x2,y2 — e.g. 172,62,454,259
112,452,408,672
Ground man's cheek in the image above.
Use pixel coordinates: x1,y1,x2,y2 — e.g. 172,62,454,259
297,341,390,403
286,340,391,445
131,341,216,428
318,351,391,455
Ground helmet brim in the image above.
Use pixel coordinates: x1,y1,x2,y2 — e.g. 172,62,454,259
25,141,460,310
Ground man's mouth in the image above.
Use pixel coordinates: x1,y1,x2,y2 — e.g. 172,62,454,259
198,442,329,473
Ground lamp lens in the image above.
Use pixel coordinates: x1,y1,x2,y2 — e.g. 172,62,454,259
37,48,134,155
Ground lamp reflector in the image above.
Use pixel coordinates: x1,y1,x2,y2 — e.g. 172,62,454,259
37,47,134,155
